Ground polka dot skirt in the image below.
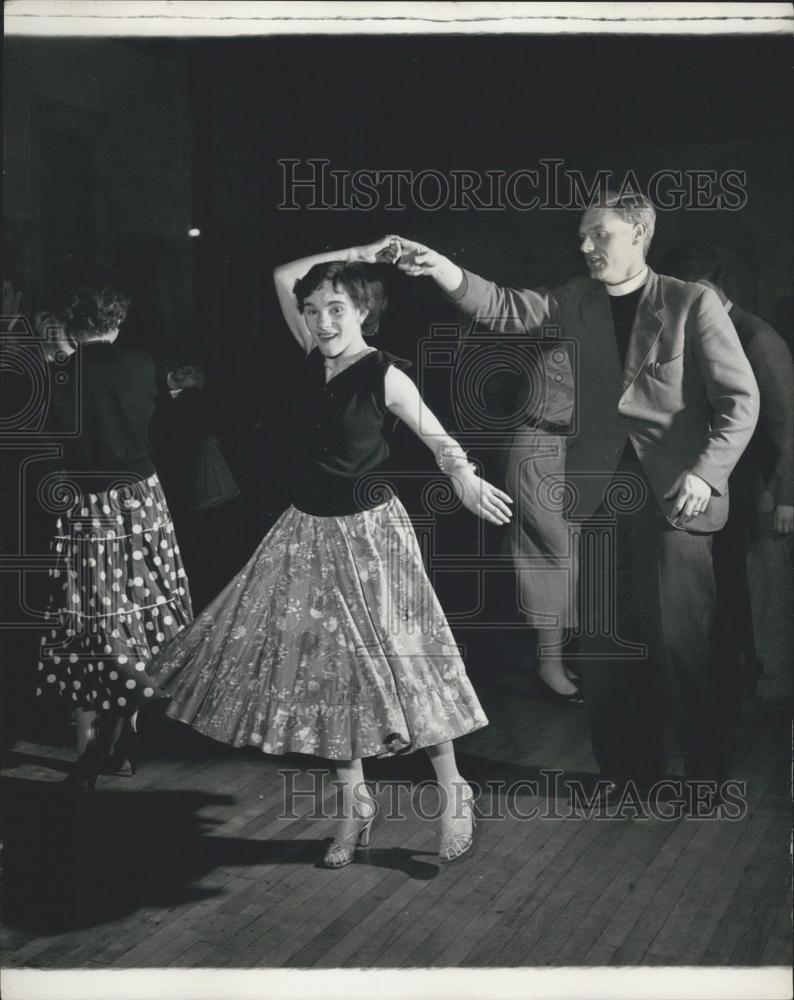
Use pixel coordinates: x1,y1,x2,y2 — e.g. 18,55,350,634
37,474,193,714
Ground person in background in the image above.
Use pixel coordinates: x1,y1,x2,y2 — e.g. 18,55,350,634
361,263,392,342
1,265,36,750
662,245,793,702
150,361,242,612
3,267,24,324
371,241,581,701
37,275,200,791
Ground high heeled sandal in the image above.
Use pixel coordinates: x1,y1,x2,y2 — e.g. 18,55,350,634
438,783,477,864
322,801,377,869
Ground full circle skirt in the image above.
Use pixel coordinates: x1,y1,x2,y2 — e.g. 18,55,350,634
148,496,488,759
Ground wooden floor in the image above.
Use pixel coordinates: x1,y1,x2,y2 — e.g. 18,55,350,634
1,666,791,971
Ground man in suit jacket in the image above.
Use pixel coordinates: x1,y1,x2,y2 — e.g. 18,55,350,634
391,192,759,792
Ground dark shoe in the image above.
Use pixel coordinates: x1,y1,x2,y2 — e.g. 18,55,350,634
97,752,136,777
100,714,141,776
571,779,632,815
591,776,655,806
104,725,139,775
532,675,584,706
63,741,102,794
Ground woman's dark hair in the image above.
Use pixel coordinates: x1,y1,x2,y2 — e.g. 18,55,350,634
60,274,132,336
293,261,370,313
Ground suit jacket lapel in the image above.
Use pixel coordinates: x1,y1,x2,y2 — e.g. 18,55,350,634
622,269,664,392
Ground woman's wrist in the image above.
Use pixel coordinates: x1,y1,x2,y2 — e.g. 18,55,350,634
436,443,477,477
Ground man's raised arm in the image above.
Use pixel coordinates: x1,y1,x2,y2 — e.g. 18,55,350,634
393,235,558,334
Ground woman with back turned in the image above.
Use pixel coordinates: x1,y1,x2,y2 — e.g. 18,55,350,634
37,275,198,790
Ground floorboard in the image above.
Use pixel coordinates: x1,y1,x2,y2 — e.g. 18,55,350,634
2,685,790,971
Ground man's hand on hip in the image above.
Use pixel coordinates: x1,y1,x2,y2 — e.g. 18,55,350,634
665,472,712,528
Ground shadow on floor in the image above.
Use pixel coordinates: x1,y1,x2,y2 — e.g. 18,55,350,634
1,768,450,938
1,775,301,934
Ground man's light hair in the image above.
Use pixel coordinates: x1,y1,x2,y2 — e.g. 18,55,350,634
592,189,656,254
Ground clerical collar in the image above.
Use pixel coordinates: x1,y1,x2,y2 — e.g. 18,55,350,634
604,266,648,297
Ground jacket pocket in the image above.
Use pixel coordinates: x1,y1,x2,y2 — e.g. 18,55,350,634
644,352,683,382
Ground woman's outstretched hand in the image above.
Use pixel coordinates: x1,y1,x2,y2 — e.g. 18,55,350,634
351,236,399,263
375,236,463,292
379,235,443,275
451,467,513,526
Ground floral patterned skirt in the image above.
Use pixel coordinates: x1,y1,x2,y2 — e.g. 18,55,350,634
148,496,488,760
36,474,193,714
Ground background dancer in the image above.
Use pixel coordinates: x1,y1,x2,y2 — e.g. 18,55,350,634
37,275,199,790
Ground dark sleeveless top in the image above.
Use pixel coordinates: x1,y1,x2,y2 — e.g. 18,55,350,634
289,348,411,516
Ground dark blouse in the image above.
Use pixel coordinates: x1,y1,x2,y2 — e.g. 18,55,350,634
289,348,411,516
48,342,161,491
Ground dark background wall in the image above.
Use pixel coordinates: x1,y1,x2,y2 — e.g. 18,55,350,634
6,36,791,332
4,30,793,576
4,39,193,353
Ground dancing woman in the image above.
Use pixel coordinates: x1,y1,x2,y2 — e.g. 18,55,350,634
37,277,197,790
148,238,512,866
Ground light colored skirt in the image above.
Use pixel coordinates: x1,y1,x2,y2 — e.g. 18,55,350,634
148,496,488,760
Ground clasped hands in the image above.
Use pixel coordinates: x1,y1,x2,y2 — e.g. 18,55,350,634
352,235,444,276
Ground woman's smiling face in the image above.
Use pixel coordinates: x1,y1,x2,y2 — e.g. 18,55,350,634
302,280,368,357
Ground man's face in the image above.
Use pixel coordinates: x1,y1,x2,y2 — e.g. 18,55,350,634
578,208,645,285
3,280,22,316
363,280,387,335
